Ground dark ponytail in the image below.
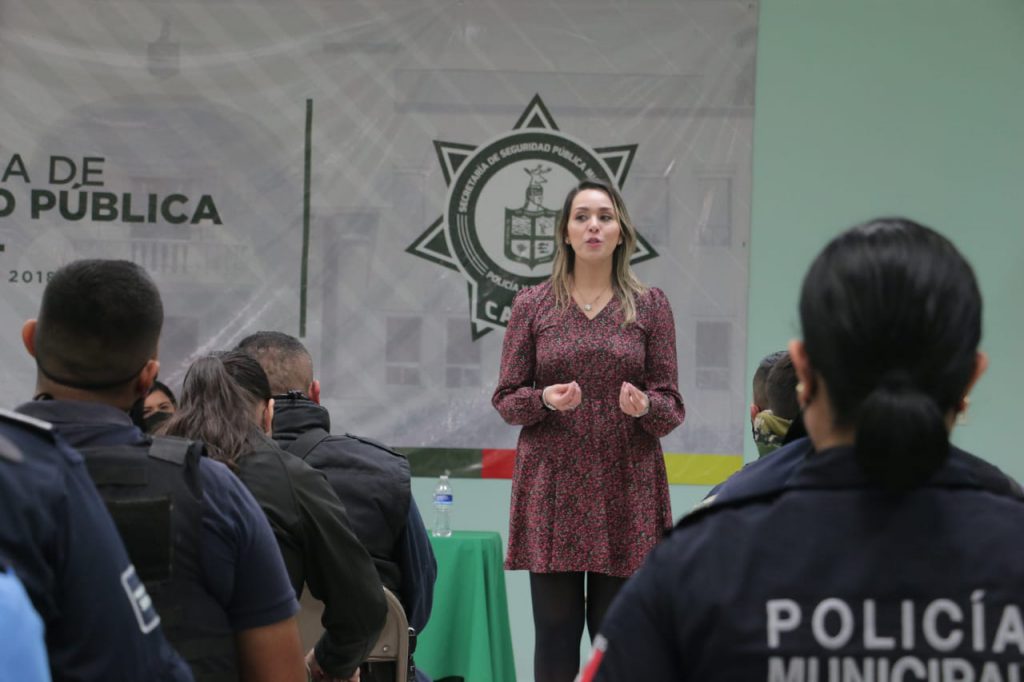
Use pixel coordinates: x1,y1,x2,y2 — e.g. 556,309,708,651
159,352,270,471
855,381,948,489
799,218,981,490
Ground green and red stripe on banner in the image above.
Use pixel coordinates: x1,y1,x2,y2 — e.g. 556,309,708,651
398,447,743,486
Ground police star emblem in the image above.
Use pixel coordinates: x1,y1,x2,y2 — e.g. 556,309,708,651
406,94,656,339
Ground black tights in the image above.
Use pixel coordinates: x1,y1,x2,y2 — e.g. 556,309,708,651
530,571,626,682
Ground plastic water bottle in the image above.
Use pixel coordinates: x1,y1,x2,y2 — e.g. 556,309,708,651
432,472,453,537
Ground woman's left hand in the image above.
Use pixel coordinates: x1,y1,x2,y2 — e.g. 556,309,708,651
619,382,650,417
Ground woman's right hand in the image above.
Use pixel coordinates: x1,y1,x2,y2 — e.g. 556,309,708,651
542,382,582,411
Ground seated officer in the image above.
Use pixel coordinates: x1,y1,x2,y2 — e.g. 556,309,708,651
586,219,1024,681
752,352,800,457
16,259,305,682
750,350,786,422
749,350,785,455
702,353,804,506
237,331,437,681
162,351,387,682
0,409,192,681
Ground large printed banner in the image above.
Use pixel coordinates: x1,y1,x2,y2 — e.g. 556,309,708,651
0,0,757,483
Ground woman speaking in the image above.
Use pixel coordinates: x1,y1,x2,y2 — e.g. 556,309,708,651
492,178,685,682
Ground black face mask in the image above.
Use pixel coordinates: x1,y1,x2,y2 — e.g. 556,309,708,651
141,410,173,434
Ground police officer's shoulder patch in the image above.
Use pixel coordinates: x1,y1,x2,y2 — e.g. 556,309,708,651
0,408,55,437
120,565,161,634
0,433,24,463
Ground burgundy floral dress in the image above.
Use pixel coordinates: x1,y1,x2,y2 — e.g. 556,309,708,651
492,281,685,577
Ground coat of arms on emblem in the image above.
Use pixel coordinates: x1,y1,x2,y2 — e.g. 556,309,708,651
408,94,650,338
504,165,558,269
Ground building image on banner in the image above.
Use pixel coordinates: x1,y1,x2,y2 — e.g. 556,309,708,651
0,0,757,485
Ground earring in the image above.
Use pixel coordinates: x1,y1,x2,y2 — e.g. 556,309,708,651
956,396,970,426
796,382,807,407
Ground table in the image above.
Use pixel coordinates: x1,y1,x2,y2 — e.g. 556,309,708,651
416,531,517,682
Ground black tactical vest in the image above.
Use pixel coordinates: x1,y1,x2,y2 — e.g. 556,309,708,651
283,429,410,592
80,436,237,682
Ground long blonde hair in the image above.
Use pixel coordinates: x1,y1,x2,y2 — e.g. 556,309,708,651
550,178,647,325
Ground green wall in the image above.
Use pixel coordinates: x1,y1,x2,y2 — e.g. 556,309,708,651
416,2,1024,679
747,0,1024,475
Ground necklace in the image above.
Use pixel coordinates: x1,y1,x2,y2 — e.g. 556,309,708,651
574,286,609,312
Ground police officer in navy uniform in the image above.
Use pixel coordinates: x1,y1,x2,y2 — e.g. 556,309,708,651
16,259,307,682
237,331,437,682
0,408,193,681
586,219,1024,681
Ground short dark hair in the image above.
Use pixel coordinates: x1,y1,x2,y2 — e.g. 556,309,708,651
147,380,177,407
35,259,163,389
800,218,982,489
764,354,799,420
752,350,787,409
236,331,312,395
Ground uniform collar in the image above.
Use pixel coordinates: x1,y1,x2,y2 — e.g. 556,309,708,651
687,440,1022,530
271,396,332,437
15,400,145,450
788,444,865,488
16,399,134,428
792,443,1022,498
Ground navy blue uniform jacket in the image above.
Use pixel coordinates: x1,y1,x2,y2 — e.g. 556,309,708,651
0,409,194,682
593,441,1024,681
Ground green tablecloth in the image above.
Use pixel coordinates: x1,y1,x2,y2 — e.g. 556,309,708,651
417,531,516,682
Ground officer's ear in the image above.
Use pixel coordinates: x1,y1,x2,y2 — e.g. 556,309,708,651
262,398,275,435
21,319,37,357
136,359,160,398
309,379,321,405
963,351,988,399
788,339,817,407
